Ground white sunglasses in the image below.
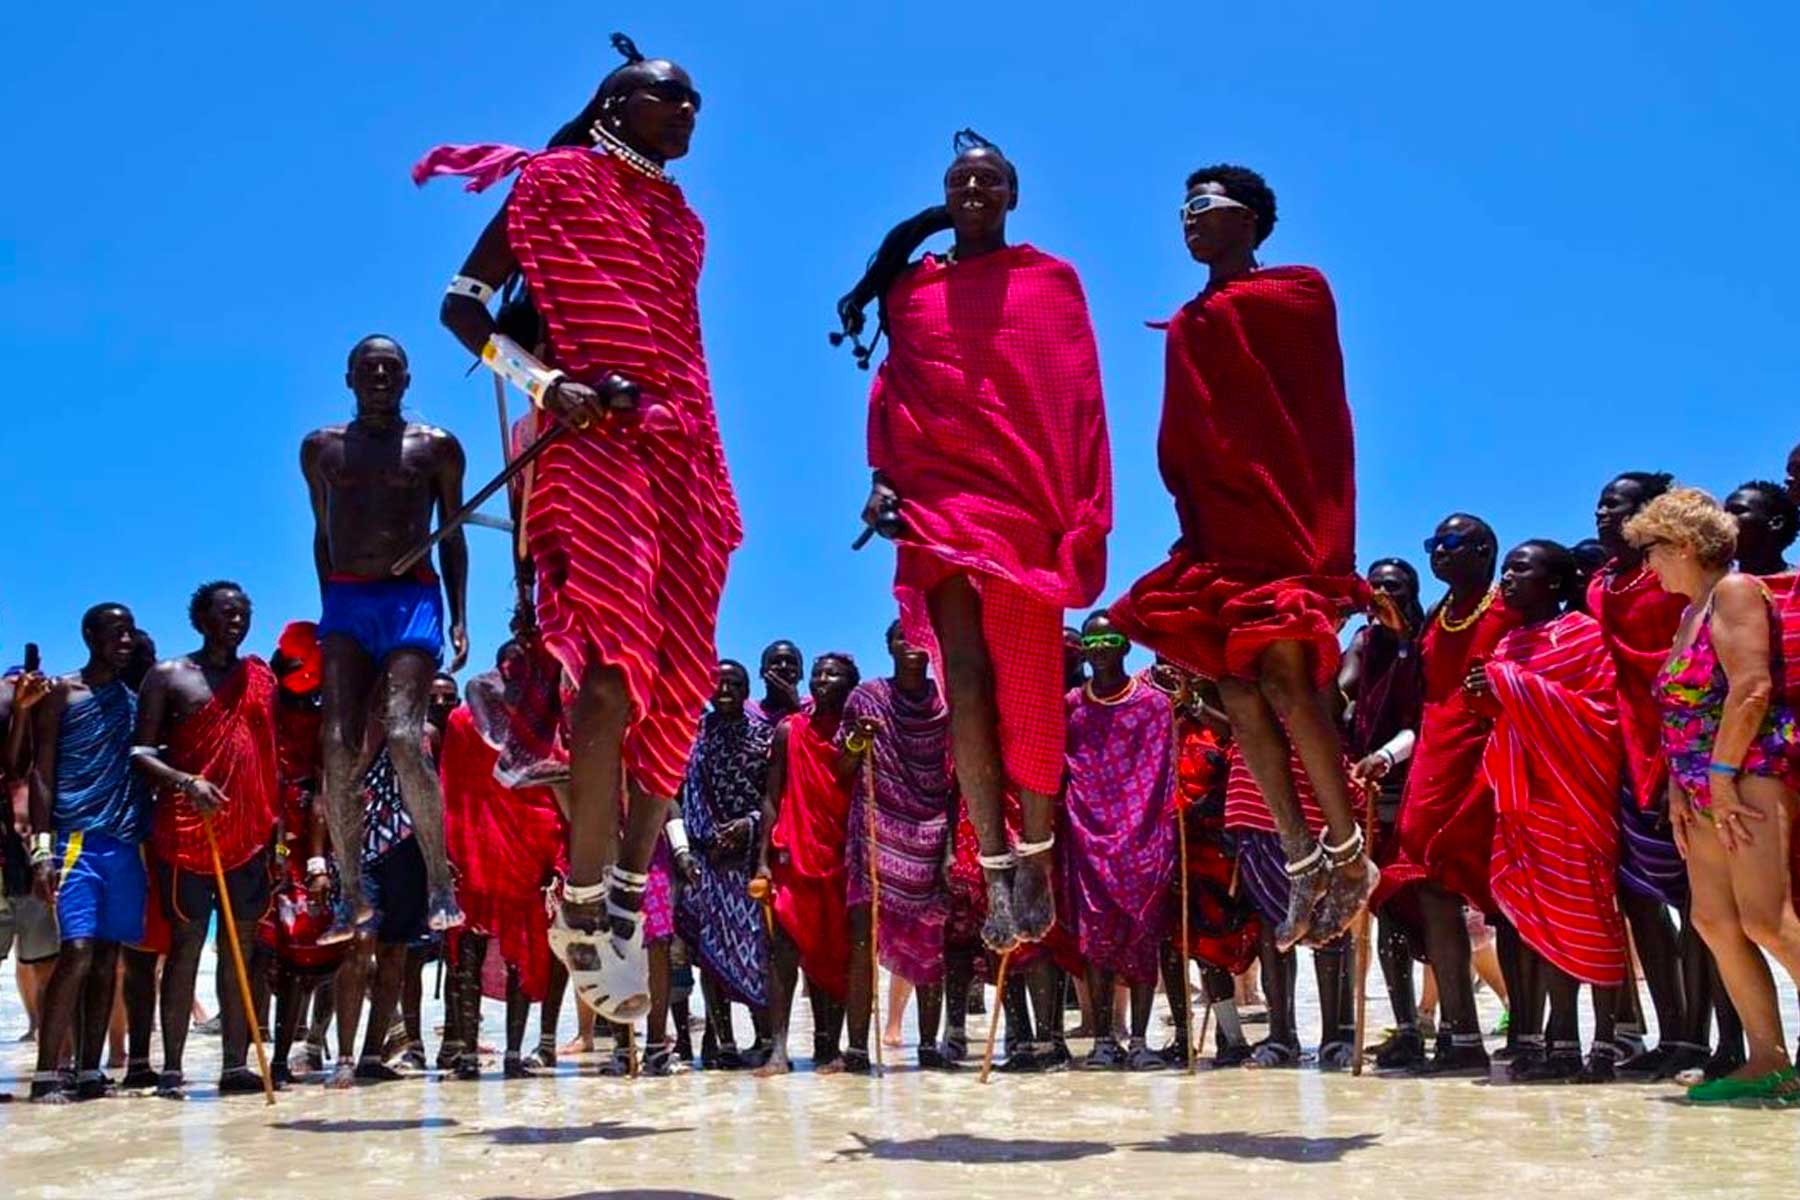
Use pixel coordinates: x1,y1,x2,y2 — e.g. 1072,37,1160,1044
1180,193,1248,222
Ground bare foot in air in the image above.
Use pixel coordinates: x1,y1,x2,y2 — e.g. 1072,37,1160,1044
1011,854,1055,943
980,872,1020,952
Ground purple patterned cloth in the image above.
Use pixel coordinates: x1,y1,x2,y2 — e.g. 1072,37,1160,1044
1234,830,1290,926
1062,679,1179,983
1616,789,1686,907
645,839,675,944
674,712,772,1007
842,678,954,985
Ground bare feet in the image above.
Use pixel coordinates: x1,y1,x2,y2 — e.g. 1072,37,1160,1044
325,1061,357,1090
752,1049,792,1078
1275,856,1327,952
1012,853,1055,943
1306,856,1378,947
558,1033,595,1057
426,886,466,933
882,1026,905,1049
980,872,1019,953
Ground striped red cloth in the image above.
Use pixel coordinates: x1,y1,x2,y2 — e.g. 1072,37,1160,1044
149,657,279,873
1485,612,1628,987
1111,266,1368,690
1222,742,1328,835
771,713,853,1002
1376,594,1522,916
440,705,566,1002
504,148,741,799
1588,562,1687,809
872,245,1110,797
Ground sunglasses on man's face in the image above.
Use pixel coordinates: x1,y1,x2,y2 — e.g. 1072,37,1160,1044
1180,193,1248,223
1424,531,1476,555
1081,633,1128,650
637,80,702,112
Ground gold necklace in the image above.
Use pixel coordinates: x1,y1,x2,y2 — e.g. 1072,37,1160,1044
1084,676,1139,707
1437,585,1496,634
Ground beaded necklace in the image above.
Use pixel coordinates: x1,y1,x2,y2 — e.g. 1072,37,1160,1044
1437,585,1497,634
1084,676,1139,707
589,123,670,183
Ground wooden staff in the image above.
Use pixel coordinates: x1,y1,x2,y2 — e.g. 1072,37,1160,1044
748,876,775,940
202,811,275,1106
978,947,1015,1085
1177,799,1196,1075
1350,780,1380,1077
861,747,884,1076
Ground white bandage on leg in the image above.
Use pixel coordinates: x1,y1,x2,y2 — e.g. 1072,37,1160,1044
480,333,566,409
665,818,691,858
446,274,496,304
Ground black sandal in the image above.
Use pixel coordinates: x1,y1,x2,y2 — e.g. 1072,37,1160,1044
1084,1037,1126,1070
1245,1040,1300,1069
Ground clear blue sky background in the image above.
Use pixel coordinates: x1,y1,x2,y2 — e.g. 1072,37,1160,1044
5,3,1797,677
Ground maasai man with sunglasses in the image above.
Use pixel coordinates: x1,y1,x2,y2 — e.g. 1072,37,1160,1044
1063,614,1178,1070
1110,165,1376,951
1373,514,1519,1074
416,33,738,1023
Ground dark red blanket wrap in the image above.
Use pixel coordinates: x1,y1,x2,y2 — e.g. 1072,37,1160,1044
1110,266,1367,689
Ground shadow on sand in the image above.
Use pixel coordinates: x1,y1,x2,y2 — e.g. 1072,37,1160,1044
483,1192,733,1200
470,1120,695,1146
1127,1130,1380,1163
274,1117,461,1134
834,1131,1116,1164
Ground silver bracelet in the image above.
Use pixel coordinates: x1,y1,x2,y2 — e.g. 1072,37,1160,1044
446,274,496,304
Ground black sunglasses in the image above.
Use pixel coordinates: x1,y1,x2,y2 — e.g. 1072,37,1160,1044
636,79,702,112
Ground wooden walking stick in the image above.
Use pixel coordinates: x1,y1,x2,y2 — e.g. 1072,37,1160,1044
202,811,276,1106
1177,799,1196,1075
861,747,884,1076
978,947,1015,1085
1351,780,1381,1077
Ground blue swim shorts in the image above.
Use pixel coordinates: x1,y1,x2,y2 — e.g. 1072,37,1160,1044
55,830,147,945
318,575,445,665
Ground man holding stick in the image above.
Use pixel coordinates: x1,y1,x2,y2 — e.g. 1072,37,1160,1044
129,581,279,1099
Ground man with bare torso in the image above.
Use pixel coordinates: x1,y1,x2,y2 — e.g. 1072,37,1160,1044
301,334,469,939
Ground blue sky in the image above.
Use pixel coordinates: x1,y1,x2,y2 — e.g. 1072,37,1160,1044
4,3,1797,677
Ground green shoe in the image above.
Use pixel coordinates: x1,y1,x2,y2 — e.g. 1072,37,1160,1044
1686,1066,1800,1105
1495,1010,1511,1036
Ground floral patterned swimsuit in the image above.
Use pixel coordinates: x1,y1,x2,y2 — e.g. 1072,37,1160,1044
1656,589,1799,811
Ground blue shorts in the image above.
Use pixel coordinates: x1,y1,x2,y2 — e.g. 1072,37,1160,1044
318,576,444,665
55,830,147,945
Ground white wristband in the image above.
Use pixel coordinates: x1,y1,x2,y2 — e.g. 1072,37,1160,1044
305,856,329,877
31,832,53,864
666,818,691,857
446,274,496,304
481,334,565,409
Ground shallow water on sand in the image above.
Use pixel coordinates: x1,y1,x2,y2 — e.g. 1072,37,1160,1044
4,946,1798,1200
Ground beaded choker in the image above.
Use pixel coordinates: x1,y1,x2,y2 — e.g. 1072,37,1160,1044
589,123,670,183
1084,677,1139,707
1437,585,1497,634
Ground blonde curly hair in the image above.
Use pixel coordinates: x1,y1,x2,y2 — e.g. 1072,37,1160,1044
1623,486,1738,568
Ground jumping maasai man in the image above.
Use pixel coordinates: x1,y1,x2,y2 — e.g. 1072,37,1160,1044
1063,614,1178,1071
836,128,1111,954
841,621,956,1070
301,334,468,941
440,642,569,1081
1475,541,1628,1083
419,32,737,1022
129,582,279,1099
1108,164,1377,951
23,604,151,1102
1340,559,1428,1070
674,661,774,1069
1589,471,1708,1080
1374,513,1519,1076
755,654,861,1076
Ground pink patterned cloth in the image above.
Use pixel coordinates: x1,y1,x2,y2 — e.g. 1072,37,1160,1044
1061,678,1179,983
644,838,675,945
411,142,534,193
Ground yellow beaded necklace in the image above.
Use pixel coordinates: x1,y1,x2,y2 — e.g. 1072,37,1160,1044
1437,585,1497,634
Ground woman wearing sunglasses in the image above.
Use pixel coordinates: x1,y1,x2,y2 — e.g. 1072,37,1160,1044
1109,164,1376,952
834,130,1113,956
414,33,739,1025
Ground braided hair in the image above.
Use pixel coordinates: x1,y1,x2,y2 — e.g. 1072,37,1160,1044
832,129,1016,369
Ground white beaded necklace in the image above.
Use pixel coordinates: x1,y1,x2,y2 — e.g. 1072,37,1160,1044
589,122,670,183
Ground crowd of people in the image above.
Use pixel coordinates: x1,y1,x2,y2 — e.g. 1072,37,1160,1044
4,30,1800,1117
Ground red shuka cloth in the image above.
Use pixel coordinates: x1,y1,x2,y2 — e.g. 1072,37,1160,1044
1485,612,1628,987
1222,743,1328,835
504,148,741,799
1174,723,1262,975
440,706,567,1002
1110,266,1368,688
871,245,1111,796
771,713,853,1002
1588,562,1687,809
149,658,279,873
1375,593,1522,915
